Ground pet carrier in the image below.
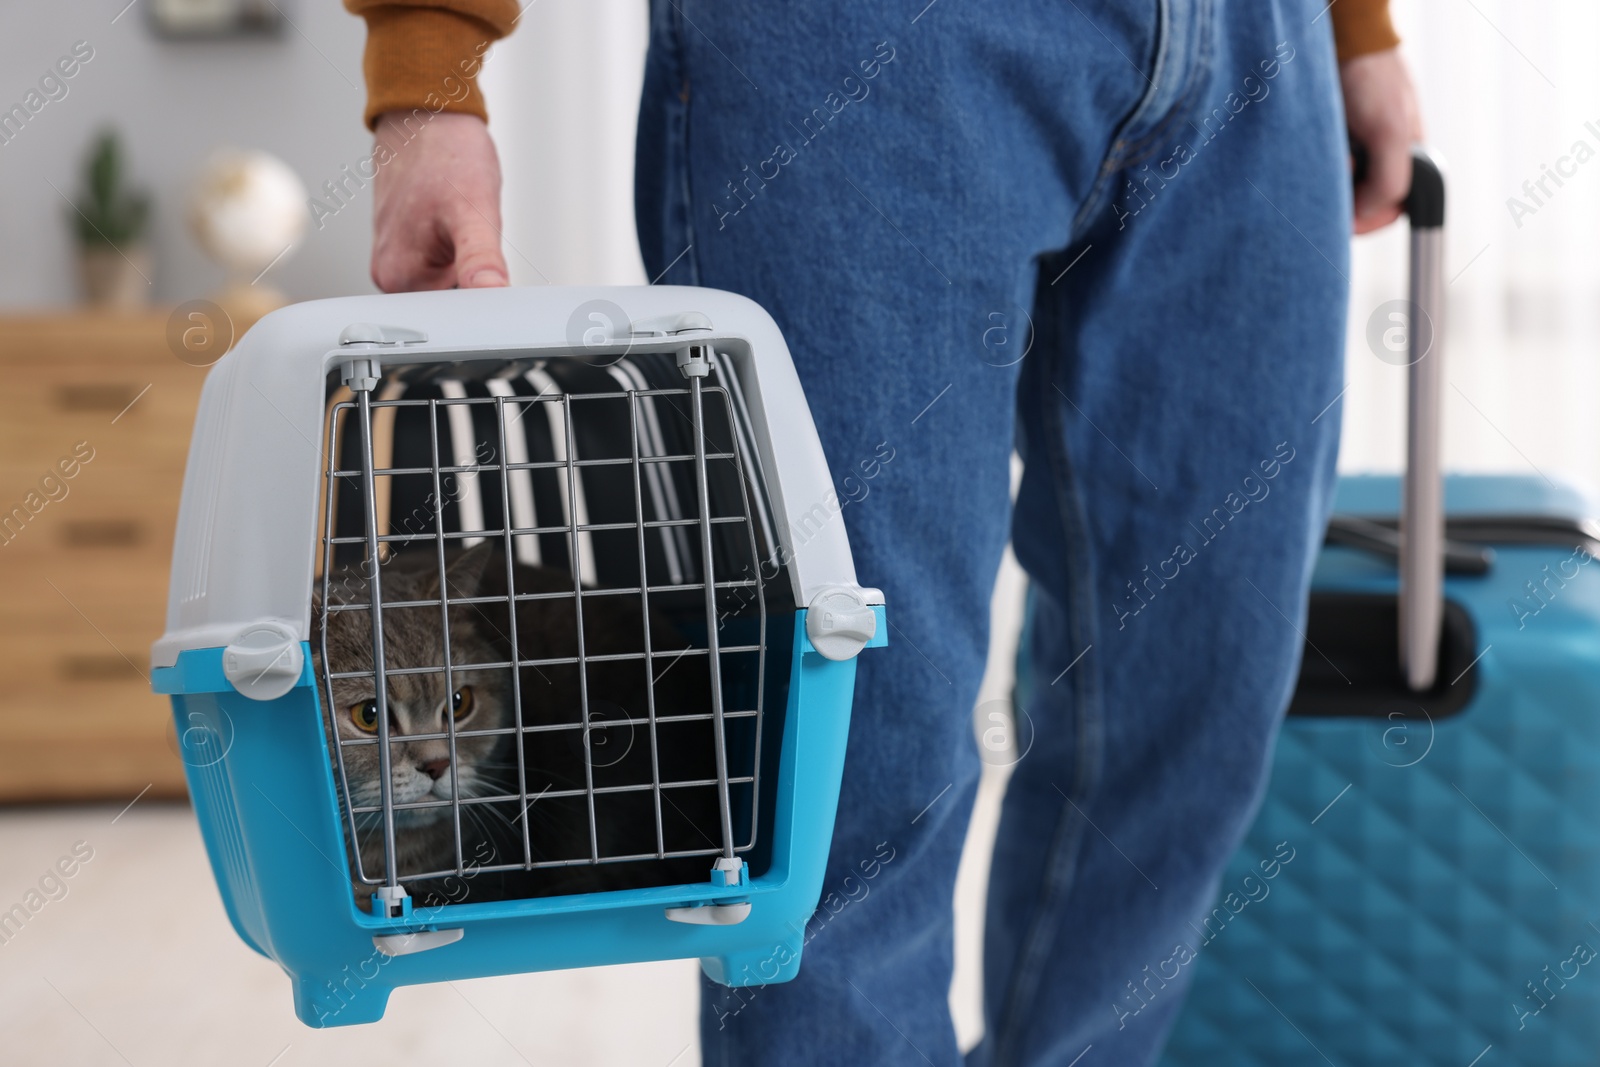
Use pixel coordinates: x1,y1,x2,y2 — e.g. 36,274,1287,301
150,286,885,1027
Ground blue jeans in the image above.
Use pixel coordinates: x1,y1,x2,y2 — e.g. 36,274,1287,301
635,0,1350,1063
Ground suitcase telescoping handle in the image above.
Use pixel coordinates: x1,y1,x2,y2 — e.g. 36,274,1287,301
1396,147,1446,691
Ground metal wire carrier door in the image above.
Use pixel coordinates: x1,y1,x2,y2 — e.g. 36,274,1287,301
317,343,779,917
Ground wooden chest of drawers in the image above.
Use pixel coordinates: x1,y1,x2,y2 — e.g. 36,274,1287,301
0,312,215,801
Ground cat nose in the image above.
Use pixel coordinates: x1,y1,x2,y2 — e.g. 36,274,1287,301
420,758,451,780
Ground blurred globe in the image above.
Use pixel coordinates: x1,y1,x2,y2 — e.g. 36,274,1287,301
187,148,307,277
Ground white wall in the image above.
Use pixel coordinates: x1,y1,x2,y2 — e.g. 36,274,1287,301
1341,0,1600,500
479,0,649,287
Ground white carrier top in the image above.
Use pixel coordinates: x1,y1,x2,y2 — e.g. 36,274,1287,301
152,285,879,669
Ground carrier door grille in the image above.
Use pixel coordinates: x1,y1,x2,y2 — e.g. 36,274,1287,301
316,352,776,907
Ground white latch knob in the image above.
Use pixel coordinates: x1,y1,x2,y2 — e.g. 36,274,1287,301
805,587,878,661
664,902,752,925
630,311,712,337
338,322,429,346
222,624,304,701
372,928,464,956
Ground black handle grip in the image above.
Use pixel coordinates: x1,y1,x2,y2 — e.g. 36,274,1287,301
1406,149,1445,228
1349,137,1371,187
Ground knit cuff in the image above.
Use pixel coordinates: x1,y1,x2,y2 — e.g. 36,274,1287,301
353,5,503,130
1330,0,1401,63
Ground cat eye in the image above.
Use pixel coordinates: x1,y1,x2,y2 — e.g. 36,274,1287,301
452,686,475,721
348,699,380,733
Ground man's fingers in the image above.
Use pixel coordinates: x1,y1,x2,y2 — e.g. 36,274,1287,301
372,237,453,293
1352,203,1403,236
450,213,510,288
375,265,456,292
1353,140,1412,234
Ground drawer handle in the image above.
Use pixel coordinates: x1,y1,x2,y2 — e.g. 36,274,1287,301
58,654,139,682
60,520,145,548
54,384,141,413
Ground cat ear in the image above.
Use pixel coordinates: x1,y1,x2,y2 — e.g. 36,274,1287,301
441,539,499,598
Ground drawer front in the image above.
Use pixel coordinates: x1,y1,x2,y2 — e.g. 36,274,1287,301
0,471,179,563
0,313,210,801
0,359,202,476
0,563,187,802
0,561,171,688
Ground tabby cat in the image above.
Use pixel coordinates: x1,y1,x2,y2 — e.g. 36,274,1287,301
316,544,512,905
317,541,724,908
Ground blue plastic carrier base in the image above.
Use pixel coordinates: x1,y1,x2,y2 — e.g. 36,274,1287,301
1160,475,1600,1066
155,608,883,1027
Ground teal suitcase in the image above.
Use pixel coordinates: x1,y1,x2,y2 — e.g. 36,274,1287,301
1160,153,1600,1064
1160,474,1600,1066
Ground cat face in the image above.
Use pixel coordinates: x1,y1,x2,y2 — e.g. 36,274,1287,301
317,542,513,876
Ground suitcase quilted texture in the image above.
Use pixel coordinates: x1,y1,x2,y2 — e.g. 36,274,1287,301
1160,475,1600,1066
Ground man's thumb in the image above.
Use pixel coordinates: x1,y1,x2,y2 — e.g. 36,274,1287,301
453,218,510,288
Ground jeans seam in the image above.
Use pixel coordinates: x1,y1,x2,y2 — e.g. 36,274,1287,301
1113,0,1214,170
1114,0,1174,151
989,338,1106,1067
1069,0,1215,239
1065,0,1166,241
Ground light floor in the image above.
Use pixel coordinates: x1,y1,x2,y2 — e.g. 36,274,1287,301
0,767,1006,1067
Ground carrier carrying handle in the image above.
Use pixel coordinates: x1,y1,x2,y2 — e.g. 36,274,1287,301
1349,143,1447,691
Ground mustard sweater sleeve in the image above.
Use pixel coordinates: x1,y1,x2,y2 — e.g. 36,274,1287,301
343,0,520,129
1329,0,1401,63
344,0,1400,132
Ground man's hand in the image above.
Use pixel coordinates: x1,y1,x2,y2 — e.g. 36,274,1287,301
370,111,510,292
1340,48,1424,235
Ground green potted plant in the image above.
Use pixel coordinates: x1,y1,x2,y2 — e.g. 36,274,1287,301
71,129,152,308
